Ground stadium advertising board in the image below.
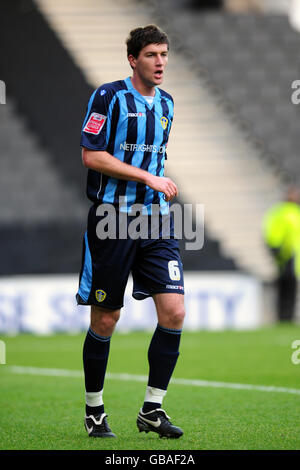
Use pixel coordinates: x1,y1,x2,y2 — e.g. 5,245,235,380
0,273,262,334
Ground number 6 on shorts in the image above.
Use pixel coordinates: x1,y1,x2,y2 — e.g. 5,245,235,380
168,260,181,281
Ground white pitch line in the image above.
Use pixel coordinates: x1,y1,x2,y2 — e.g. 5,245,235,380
6,365,300,396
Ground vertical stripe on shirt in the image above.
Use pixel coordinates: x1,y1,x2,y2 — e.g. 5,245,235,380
114,93,138,209
102,92,128,204
97,98,121,199
135,105,155,206
152,97,170,208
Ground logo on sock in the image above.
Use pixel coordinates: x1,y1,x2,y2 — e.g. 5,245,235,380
95,289,107,302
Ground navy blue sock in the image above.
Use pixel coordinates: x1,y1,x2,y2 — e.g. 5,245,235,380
143,323,182,412
85,403,104,417
142,401,162,413
83,327,111,416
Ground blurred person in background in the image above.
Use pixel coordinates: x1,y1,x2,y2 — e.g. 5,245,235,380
263,186,300,322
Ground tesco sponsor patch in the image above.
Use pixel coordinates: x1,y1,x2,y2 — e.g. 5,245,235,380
83,113,106,135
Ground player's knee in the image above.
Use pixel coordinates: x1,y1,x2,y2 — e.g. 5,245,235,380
163,304,185,329
172,305,185,326
101,313,119,330
91,307,120,336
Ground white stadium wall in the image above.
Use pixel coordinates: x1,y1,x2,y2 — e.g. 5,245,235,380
0,273,263,334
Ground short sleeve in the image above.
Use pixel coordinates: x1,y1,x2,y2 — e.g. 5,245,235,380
80,87,113,151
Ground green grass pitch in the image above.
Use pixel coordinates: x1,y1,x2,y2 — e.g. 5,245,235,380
1,324,300,450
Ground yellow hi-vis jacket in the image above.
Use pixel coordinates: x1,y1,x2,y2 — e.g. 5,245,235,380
263,201,300,278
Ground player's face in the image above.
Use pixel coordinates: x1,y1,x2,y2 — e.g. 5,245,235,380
129,43,169,89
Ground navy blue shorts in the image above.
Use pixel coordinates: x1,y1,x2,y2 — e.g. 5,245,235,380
76,204,184,309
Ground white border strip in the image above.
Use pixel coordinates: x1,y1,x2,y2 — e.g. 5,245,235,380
5,365,300,396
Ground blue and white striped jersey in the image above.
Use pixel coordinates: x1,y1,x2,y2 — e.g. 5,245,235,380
80,76,174,213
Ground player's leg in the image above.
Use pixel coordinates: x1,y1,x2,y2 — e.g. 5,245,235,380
133,231,185,438
83,305,120,438
77,207,138,437
137,293,185,438
90,304,121,336
154,292,185,329
145,293,185,407
82,301,123,438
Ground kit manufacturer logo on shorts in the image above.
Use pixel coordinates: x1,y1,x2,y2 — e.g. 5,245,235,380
95,289,107,302
165,285,184,290
160,116,168,130
83,113,106,135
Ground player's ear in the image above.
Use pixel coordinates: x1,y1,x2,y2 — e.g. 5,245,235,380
128,54,136,70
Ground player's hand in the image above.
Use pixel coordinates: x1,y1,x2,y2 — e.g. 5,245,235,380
146,175,178,202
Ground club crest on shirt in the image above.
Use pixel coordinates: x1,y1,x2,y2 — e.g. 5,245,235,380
95,289,107,302
83,113,106,135
160,116,168,130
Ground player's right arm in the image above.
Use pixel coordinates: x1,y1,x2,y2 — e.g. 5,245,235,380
82,148,178,202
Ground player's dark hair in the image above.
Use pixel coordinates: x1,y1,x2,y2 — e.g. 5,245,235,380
126,24,169,58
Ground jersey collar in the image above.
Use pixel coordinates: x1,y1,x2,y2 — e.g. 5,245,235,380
125,77,161,109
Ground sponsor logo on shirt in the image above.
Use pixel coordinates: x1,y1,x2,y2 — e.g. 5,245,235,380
120,142,166,153
83,112,106,135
